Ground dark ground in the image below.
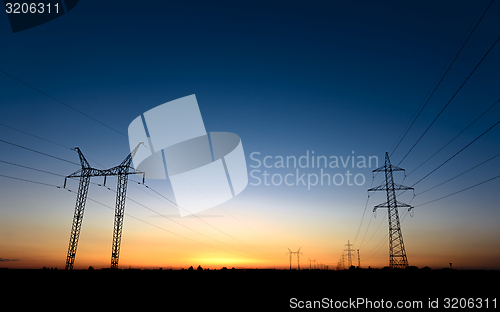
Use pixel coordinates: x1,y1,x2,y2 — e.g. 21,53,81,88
1,268,497,310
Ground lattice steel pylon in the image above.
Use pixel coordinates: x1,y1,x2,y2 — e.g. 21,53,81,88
286,247,303,270
64,143,144,270
344,240,354,268
368,152,413,269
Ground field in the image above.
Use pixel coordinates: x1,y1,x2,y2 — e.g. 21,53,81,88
2,268,497,310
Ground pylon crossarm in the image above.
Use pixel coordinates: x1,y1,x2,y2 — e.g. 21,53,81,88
65,167,143,180
373,201,412,210
368,183,413,192
393,183,413,191
367,184,386,192
396,201,413,209
372,164,405,173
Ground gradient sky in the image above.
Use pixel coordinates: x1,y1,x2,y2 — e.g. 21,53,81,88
1,0,499,270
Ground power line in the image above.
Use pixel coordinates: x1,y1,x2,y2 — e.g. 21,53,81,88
69,188,200,243
0,138,79,165
126,180,271,257
409,118,500,188
365,170,500,263
414,173,500,208
0,69,130,140
0,159,66,177
359,212,386,250
390,0,494,158
1,69,244,224
0,135,269,260
353,170,391,257
355,174,389,251
357,2,498,263
363,233,388,261
1,72,259,238
82,191,271,263
0,158,123,190
1,61,274,256
370,5,496,252
406,98,500,177
363,207,414,261
140,179,264,251
397,34,500,167
417,151,500,196
0,122,72,150
0,122,109,169
392,98,500,202
352,170,377,247
100,184,263,258
0,141,269,260
358,213,374,249
352,194,370,246
0,172,266,261
0,173,62,188
6,119,261,240
83,195,202,244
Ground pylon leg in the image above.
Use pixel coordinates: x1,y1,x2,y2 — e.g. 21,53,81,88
388,206,408,268
111,173,128,269
65,175,90,270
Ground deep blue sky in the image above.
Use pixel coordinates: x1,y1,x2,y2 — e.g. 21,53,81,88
1,1,499,269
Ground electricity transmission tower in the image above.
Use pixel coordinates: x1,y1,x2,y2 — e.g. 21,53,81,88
344,240,354,268
64,143,143,270
296,248,303,270
368,152,412,269
286,247,303,270
357,249,361,268
308,258,316,270
337,258,343,271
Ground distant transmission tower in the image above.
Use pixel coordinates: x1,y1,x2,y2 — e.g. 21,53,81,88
368,152,412,269
344,240,354,268
309,258,316,270
357,249,361,268
286,247,303,270
64,143,143,270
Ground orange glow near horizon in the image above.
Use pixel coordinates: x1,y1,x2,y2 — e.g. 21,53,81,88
2,233,499,271
1,188,500,271
1,241,499,271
